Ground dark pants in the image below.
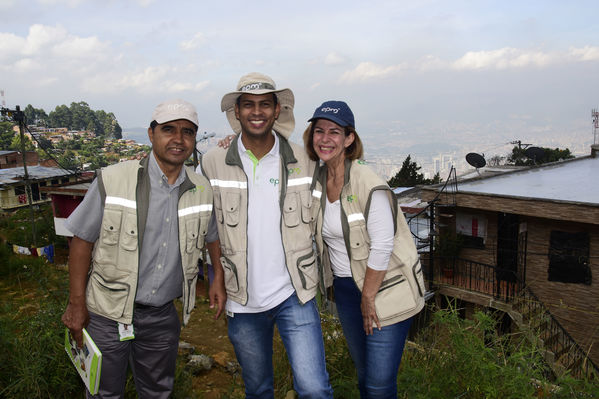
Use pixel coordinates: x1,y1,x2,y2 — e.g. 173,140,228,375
86,301,181,399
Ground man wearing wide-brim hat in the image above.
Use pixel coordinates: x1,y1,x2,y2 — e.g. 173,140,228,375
200,72,333,398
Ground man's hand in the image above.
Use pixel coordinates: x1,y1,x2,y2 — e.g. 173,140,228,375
62,236,94,347
62,299,89,348
206,240,226,319
217,134,236,149
208,272,227,319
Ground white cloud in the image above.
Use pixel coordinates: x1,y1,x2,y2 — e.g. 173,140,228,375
568,45,599,61
453,47,564,70
81,66,210,95
180,32,206,51
339,61,407,82
0,32,24,57
52,35,107,58
13,58,40,72
324,52,346,66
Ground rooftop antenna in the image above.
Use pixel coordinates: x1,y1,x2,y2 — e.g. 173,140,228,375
465,152,486,175
592,108,599,145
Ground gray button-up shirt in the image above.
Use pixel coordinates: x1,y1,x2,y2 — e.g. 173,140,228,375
66,152,187,307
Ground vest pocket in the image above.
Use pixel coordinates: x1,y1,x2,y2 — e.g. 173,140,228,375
349,225,369,260
300,190,313,224
120,211,137,251
412,260,425,297
101,209,122,246
185,273,198,314
213,193,224,224
223,192,240,227
374,278,417,322
185,218,199,253
196,215,210,250
283,192,300,227
87,272,130,319
221,256,239,293
296,250,318,290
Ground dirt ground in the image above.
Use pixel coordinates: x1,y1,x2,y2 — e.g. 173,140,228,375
182,279,244,398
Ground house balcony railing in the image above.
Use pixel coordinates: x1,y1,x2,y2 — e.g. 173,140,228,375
428,256,521,302
422,256,598,380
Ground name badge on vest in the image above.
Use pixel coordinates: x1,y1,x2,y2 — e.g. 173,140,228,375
118,323,135,341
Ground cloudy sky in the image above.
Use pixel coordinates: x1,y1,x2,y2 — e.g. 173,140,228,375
1,0,598,160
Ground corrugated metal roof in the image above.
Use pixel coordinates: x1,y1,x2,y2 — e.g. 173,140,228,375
0,165,75,186
457,155,599,206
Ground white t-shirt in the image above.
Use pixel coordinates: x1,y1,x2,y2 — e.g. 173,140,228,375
227,133,295,313
321,190,395,277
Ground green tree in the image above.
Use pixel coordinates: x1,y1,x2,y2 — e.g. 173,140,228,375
113,122,122,139
507,145,575,166
10,133,35,151
0,121,16,149
47,104,72,128
23,104,48,126
388,155,440,187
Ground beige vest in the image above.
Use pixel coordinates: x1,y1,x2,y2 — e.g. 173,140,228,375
200,134,317,305
87,159,213,325
312,159,425,326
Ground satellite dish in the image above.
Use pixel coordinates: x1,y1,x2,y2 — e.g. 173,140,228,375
524,146,544,162
466,152,486,168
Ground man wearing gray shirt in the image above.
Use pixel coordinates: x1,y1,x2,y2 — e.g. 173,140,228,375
61,99,220,398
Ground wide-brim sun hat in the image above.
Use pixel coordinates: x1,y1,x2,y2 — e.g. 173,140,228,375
152,98,199,128
221,72,295,139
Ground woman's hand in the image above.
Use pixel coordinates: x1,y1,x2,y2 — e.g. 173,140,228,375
360,267,386,335
361,294,380,335
217,134,236,149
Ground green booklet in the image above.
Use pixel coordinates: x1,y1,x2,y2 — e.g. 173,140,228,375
64,328,102,395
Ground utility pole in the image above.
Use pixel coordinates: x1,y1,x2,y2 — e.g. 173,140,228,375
509,140,532,150
1,105,37,246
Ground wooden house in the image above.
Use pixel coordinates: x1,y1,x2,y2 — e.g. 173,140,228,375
420,144,599,378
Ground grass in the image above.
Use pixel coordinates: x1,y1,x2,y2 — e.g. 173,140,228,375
1,206,598,398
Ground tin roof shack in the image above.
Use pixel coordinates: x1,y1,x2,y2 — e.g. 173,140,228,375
40,178,93,237
421,145,599,369
0,165,79,210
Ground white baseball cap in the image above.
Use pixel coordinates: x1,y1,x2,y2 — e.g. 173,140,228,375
151,99,199,127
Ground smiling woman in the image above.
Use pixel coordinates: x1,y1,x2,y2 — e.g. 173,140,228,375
304,100,425,399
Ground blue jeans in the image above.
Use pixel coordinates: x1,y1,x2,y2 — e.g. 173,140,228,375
334,277,413,399
227,293,333,399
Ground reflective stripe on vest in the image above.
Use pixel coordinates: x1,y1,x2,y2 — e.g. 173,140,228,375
209,179,247,189
178,204,213,217
105,196,137,209
347,212,365,223
288,177,312,187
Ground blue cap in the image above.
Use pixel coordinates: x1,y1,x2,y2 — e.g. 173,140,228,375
308,100,355,128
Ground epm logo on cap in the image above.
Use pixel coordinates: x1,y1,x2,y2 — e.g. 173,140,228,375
320,107,340,114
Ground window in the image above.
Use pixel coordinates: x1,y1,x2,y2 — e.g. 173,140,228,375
456,212,487,249
548,231,591,285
